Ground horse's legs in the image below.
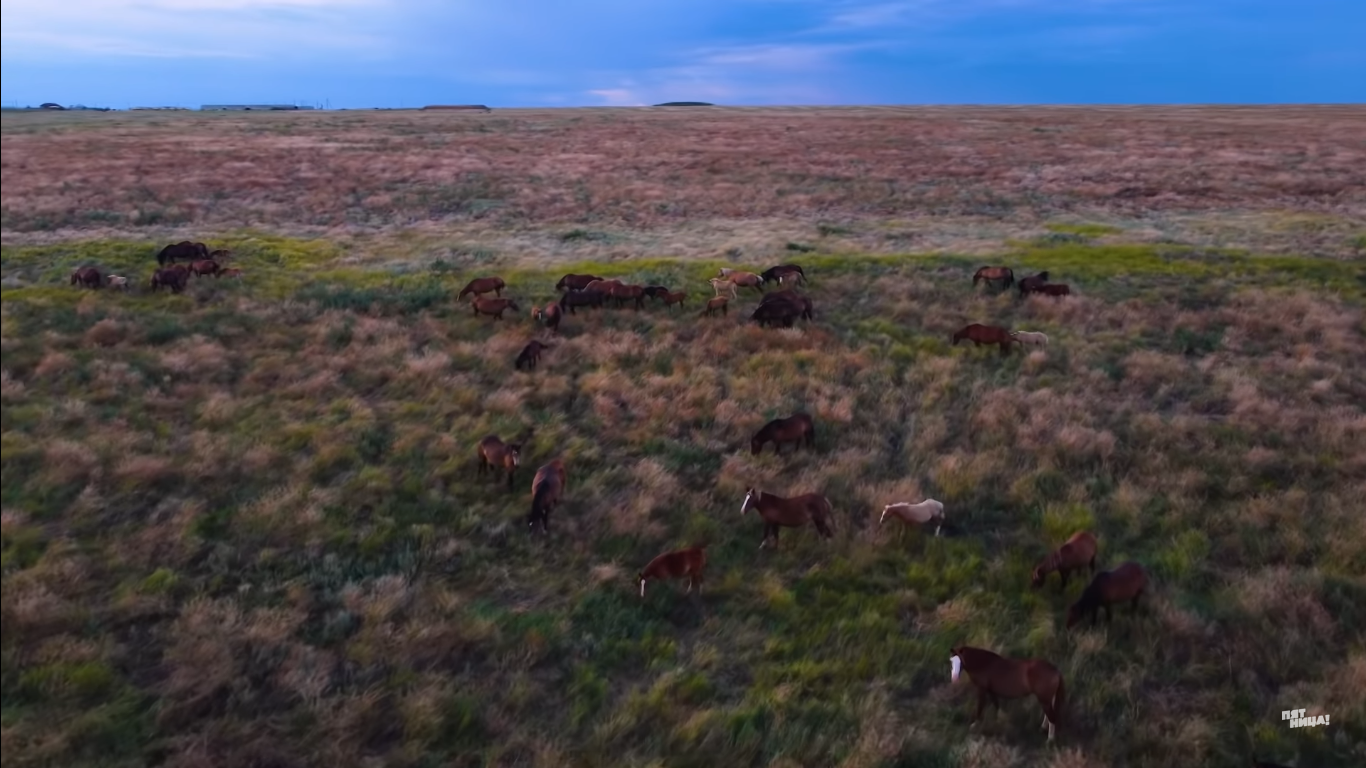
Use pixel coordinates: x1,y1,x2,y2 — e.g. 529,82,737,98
972,688,986,723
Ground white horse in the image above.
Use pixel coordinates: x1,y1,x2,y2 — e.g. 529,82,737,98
1011,330,1049,348
879,499,945,538
106,275,131,291
709,277,738,298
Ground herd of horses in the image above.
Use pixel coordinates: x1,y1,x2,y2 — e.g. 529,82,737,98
67,241,241,294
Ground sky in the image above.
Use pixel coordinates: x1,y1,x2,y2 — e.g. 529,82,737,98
2,0,1363,108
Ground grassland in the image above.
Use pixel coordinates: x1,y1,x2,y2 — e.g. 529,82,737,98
2,107,1365,768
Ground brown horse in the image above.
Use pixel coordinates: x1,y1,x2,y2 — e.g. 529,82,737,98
528,458,567,533
950,645,1065,742
515,340,553,370
156,241,209,266
473,297,519,320
150,267,188,293
608,283,646,310
751,412,815,455
556,273,603,291
476,435,522,491
1036,283,1072,297
972,266,1015,289
559,289,606,314
717,269,765,293
584,279,623,294
1018,271,1050,296
760,290,814,321
1031,531,1098,592
642,286,671,301
760,264,806,286
458,276,506,300
658,290,687,310
952,324,1017,357
703,296,729,316
221,267,244,280
751,301,801,328
740,488,834,549
637,546,707,598
189,259,221,278
70,266,102,289
535,302,563,332
1067,561,1149,629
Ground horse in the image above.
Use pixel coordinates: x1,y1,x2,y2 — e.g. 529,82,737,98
535,302,563,332
189,259,221,278
221,267,243,280
952,324,1017,357
559,289,606,314
708,278,739,299
720,270,764,293
659,290,687,310
583,279,623,294
751,412,815,456
106,274,131,291
1036,284,1072,298
949,645,1065,742
608,283,646,310
207,249,232,261
637,546,707,598
150,267,188,293
528,458,567,534
515,340,553,371
70,266,102,289
751,301,801,328
759,290,813,321
156,241,208,266
740,488,835,549
642,286,671,301
457,276,506,300
1018,271,1050,296
1011,330,1049,349
472,297,519,320
476,435,521,491
556,273,603,292
1066,561,1149,629
972,266,1015,289
1031,531,1097,592
879,499,946,538
703,296,729,316
760,264,805,286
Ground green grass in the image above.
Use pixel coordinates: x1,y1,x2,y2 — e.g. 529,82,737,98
1,241,1363,768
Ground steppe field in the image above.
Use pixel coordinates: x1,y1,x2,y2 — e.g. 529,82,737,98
2,105,1365,768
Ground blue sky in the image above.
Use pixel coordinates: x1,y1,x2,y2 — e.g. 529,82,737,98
2,1,1363,108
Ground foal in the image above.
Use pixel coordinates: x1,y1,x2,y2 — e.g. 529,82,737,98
515,340,553,370
750,412,815,455
950,645,1065,742
475,435,522,491
1066,561,1149,628
879,499,946,538
637,546,707,598
703,296,729,316
1031,531,1097,592
740,488,835,549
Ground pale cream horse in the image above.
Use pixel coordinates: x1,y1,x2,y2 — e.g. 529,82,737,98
879,498,946,538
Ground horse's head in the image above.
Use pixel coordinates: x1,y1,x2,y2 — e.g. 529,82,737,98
555,277,567,290
741,489,758,515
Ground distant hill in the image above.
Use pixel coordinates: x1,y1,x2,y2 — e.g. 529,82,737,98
652,101,715,107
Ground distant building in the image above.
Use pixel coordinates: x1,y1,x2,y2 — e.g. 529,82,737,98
200,104,315,111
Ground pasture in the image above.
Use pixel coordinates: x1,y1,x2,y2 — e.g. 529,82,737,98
2,106,1364,768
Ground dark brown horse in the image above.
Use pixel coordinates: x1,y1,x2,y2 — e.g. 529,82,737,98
642,285,671,300
189,259,221,278
473,297,519,319
559,289,606,314
156,241,209,266
1036,283,1072,297
740,488,834,549
950,645,1065,742
1018,271,1051,296
760,290,814,320
528,458,567,533
1067,561,1149,629
751,301,801,328
556,273,603,291
458,276,506,300
476,435,522,491
150,267,188,293
760,264,806,286
751,412,815,455
1031,531,1098,592
535,302,563,332
703,296,729,316
952,324,1017,356
972,266,1015,289
637,546,707,598
70,266,102,289
515,340,553,370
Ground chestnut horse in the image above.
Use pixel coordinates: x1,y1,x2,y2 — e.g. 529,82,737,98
740,488,834,549
535,302,563,332
70,266,102,289
751,412,815,455
717,269,764,293
515,340,553,370
1018,271,1050,296
584,279,623,293
476,435,522,491
637,546,707,598
1036,283,1072,297
1066,561,1149,628
972,266,1015,289
559,289,605,314
703,296,729,316
528,458,567,534
189,259,221,278
659,290,687,310
952,324,1017,356
458,276,506,300
1031,531,1097,592
473,297,519,319
950,645,1065,742
556,273,603,291
760,264,805,286
608,283,646,310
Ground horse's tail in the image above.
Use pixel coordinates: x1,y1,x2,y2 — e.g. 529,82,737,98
1005,269,1015,288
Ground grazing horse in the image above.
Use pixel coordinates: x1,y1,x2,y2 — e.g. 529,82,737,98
703,296,729,317
740,488,835,549
528,458,567,533
70,266,102,289
457,276,506,300
535,302,563,332
760,290,814,321
150,267,188,293
1031,531,1097,592
1067,561,1149,628
156,241,209,266
950,645,1065,742
642,286,671,300
972,266,1015,289
515,340,553,370
1018,271,1050,296
559,289,605,314
608,283,647,310
106,274,130,291
751,301,801,328
658,290,687,310
952,324,1017,357
1011,330,1049,349
1036,283,1072,298
751,412,815,456
879,499,946,538
189,259,221,278
556,273,603,292
760,264,805,286
476,435,521,491
708,278,739,299
637,546,707,598
472,297,519,320
583,279,623,294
